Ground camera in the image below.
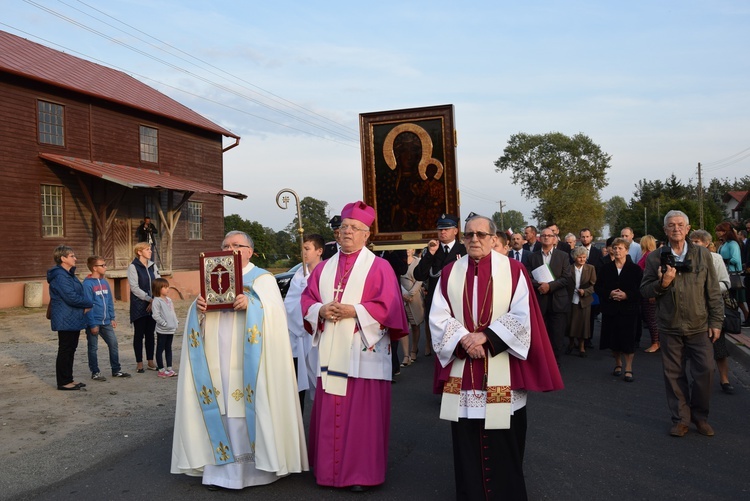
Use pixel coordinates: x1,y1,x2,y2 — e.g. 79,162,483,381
660,246,691,274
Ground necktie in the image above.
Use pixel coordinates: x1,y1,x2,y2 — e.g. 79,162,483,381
444,245,449,254
515,251,520,261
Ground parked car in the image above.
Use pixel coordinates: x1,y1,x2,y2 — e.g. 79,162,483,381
275,263,302,297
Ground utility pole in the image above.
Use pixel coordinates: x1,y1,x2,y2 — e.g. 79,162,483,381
697,162,704,229
498,200,506,231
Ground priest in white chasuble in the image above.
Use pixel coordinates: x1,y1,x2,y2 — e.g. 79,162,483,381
301,201,409,492
171,231,308,490
430,215,563,501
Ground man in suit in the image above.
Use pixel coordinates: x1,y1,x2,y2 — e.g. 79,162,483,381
509,232,531,267
548,223,571,254
414,214,466,363
322,215,341,260
527,227,572,363
580,228,602,347
579,228,602,268
523,226,541,252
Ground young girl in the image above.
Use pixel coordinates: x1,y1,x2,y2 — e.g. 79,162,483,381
151,278,178,378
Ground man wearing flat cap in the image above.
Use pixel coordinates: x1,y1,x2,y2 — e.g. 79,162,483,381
301,201,408,491
322,215,341,260
414,214,467,390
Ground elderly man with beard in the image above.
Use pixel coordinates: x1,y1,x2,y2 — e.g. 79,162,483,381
431,214,563,500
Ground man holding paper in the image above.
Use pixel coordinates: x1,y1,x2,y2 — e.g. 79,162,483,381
527,227,572,363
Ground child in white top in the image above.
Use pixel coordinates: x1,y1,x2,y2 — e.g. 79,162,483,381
151,278,178,378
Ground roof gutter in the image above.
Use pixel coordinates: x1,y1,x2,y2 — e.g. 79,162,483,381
223,136,240,153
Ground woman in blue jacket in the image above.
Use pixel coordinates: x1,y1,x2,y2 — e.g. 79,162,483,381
47,245,93,390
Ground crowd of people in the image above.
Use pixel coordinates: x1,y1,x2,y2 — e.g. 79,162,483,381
45,207,750,499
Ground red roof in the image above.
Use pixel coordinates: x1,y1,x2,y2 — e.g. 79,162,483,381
0,30,239,139
40,153,246,200
723,191,749,204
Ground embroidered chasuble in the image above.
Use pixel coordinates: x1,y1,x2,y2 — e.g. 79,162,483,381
171,263,308,489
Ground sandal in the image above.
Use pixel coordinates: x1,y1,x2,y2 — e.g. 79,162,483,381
612,365,623,377
623,371,634,383
401,357,412,367
409,350,418,362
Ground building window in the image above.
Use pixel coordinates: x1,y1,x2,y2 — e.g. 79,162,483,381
187,201,203,240
140,126,158,163
38,101,65,146
41,185,64,237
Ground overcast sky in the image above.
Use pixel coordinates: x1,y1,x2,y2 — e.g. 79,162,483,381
5,0,749,232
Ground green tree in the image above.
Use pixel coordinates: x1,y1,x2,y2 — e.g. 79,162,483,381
285,196,335,242
491,209,527,233
494,132,610,235
604,196,628,235
224,214,278,267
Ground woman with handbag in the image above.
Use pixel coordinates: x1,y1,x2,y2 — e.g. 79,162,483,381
715,222,748,326
691,230,735,393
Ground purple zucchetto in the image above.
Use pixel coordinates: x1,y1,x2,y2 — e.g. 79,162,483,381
341,201,375,227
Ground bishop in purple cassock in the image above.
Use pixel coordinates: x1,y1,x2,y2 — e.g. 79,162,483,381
301,201,408,491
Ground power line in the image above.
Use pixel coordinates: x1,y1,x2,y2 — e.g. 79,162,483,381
17,1,358,142
69,0,358,139
1,22,358,148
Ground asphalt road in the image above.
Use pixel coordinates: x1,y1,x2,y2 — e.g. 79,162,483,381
12,323,750,501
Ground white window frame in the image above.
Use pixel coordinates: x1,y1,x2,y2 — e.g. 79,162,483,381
38,100,65,146
41,184,64,237
139,125,159,163
187,201,203,240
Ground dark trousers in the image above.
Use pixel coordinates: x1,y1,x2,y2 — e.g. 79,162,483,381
56,330,80,387
451,407,528,501
132,316,156,363
155,333,173,369
543,309,568,362
293,357,306,413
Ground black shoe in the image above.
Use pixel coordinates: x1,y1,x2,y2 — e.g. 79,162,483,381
350,485,369,493
721,382,735,394
57,385,80,391
565,346,573,355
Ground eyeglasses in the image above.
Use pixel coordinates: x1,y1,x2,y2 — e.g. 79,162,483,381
540,234,554,238
94,263,107,268
463,231,491,240
339,225,368,233
221,243,251,250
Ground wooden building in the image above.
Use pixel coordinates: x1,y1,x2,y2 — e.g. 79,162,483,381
0,30,246,307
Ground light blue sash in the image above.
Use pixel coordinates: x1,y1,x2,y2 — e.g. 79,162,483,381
185,267,269,465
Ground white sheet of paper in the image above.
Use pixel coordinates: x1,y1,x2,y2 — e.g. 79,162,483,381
531,264,556,283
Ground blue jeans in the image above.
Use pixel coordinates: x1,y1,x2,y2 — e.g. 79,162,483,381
87,324,121,374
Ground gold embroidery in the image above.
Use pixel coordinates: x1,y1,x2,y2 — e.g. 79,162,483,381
200,385,214,405
189,329,200,348
247,325,261,344
232,389,244,401
245,384,254,404
443,376,462,395
214,387,221,397
216,441,230,461
486,385,512,404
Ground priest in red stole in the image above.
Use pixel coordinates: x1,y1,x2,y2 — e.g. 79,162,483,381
301,201,409,491
430,214,563,500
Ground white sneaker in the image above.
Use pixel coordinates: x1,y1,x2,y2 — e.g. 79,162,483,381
91,372,107,381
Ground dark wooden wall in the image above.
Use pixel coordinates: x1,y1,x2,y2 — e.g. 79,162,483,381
0,74,228,280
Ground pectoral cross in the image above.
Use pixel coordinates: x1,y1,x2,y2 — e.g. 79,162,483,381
210,267,229,294
333,283,345,302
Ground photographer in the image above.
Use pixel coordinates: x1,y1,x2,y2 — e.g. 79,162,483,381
641,210,723,438
136,216,157,245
